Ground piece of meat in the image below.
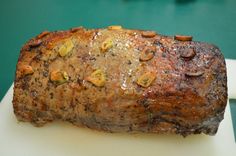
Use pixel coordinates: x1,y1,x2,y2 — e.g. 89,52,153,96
13,26,227,136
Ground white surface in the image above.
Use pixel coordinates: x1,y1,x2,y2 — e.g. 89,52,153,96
226,59,236,99
0,59,236,156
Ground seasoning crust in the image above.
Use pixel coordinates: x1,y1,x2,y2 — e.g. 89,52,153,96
13,26,227,136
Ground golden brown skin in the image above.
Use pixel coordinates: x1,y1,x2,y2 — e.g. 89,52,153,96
13,26,227,136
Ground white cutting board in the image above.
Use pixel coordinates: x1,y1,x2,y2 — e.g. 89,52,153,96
1,59,236,156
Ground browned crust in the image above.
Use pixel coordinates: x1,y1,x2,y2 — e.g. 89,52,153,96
13,26,227,136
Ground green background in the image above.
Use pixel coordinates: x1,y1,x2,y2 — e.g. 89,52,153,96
1,0,236,100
